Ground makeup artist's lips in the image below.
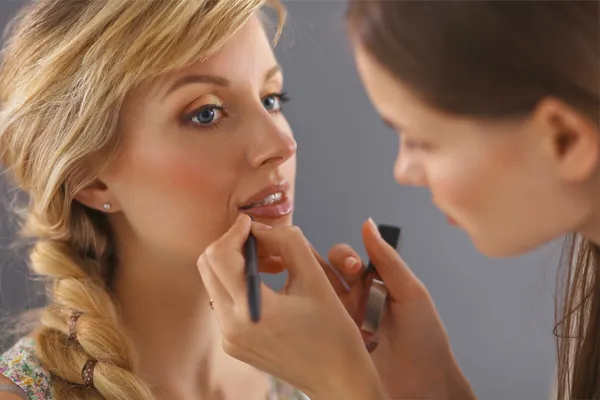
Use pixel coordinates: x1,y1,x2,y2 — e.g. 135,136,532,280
239,181,293,219
433,199,459,227
446,215,459,226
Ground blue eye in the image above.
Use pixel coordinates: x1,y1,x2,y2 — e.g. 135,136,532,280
189,105,224,126
262,92,290,112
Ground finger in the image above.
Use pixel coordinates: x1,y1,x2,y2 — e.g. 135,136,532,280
309,243,351,293
258,255,285,274
252,223,351,292
219,213,253,248
257,282,282,320
252,222,308,275
252,223,349,290
253,223,276,261
197,252,234,312
362,218,425,301
202,214,252,305
219,282,281,365
200,252,269,339
328,243,364,283
251,225,327,290
251,221,272,231
204,247,247,307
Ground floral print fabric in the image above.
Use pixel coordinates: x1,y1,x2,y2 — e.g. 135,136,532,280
0,337,306,399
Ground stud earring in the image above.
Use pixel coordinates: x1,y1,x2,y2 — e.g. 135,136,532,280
103,203,111,211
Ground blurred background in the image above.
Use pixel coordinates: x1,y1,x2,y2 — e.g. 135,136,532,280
0,1,560,399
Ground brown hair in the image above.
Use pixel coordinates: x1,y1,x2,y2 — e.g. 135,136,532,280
0,0,284,399
346,1,599,399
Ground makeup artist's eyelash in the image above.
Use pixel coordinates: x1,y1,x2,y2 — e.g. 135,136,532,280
382,121,432,151
184,92,291,130
403,139,433,152
403,139,421,150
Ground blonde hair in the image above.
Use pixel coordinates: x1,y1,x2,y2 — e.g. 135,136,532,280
0,0,285,398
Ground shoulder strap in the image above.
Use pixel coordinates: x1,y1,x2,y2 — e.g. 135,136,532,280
0,383,29,400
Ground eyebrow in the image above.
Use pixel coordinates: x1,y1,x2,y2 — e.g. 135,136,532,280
164,65,282,99
264,65,281,83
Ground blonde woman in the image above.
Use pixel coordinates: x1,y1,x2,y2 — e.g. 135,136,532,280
0,0,308,399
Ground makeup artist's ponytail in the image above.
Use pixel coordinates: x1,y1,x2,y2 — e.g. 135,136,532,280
346,1,599,398
0,0,285,398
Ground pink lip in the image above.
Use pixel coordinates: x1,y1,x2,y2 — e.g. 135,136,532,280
432,198,459,227
243,195,294,219
240,181,290,208
446,215,459,226
239,180,293,219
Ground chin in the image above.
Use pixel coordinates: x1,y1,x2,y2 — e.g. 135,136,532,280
471,234,551,259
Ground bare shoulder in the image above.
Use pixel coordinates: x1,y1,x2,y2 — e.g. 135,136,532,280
0,374,26,400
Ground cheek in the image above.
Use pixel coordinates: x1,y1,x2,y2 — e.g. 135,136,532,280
109,138,243,261
160,152,217,194
112,137,241,234
428,153,489,216
429,144,561,257
428,130,531,219
428,143,521,238
132,146,230,202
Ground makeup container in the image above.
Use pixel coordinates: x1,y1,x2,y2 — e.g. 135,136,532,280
355,224,401,352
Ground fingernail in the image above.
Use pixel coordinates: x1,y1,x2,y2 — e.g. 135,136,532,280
239,213,254,222
344,256,360,273
368,217,381,237
252,221,272,230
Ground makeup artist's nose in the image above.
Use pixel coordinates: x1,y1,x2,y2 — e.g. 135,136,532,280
249,121,297,168
394,155,427,187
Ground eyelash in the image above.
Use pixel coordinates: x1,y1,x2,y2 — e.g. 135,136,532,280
403,139,432,151
403,139,421,150
388,126,431,152
183,92,291,131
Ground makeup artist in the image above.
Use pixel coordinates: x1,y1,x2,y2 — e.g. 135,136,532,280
197,1,599,399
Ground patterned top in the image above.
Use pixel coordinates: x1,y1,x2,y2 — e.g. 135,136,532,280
0,337,307,400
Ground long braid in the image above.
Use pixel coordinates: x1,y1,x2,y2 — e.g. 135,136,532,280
26,203,155,399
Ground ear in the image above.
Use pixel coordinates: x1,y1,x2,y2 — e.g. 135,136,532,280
534,97,600,183
74,179,120,213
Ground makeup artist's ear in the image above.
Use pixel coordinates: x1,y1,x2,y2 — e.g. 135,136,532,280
74,178,120,212
534,97,600,182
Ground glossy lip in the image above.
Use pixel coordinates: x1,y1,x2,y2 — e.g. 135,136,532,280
242,195,294,219
239,181,291,209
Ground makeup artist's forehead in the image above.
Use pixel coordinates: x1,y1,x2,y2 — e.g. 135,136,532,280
355,45,464,136
355,47,428,130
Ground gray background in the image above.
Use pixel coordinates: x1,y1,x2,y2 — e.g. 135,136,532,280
0,1,559,399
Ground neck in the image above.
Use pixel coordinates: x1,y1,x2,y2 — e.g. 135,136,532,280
111,240,269,399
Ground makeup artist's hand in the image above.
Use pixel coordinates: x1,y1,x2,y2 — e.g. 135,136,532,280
325,218,477,400
196,214,385,400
